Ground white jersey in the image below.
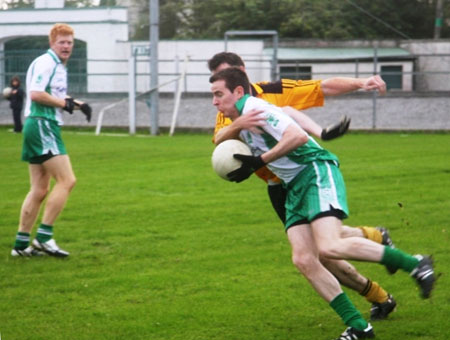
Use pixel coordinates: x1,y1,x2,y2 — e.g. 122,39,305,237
25,49,67,125
236,95,339,184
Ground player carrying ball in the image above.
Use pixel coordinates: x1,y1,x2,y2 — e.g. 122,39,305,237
209,67,435,340
209,52,398,321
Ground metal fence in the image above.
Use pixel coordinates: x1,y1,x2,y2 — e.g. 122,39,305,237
1,51,450,94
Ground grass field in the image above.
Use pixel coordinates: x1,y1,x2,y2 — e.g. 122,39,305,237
1,127,449,340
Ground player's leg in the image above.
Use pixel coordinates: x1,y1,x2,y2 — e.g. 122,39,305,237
31,155,75,257
342,225,395,248
41,155,76,225
320,257,396,320
270,180,395,318
11,164,50,257
305,160,434,298
268,183,394,247
287,224,374,338
313,215,435,299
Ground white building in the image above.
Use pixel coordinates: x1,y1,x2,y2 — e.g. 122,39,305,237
0,2,448,94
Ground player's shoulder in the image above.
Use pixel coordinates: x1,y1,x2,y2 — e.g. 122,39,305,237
33,51,58,70
252,80,283,94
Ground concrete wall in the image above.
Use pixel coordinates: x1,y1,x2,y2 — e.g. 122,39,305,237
400,40,450,91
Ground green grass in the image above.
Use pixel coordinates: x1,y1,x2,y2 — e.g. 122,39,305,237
1,128,449,340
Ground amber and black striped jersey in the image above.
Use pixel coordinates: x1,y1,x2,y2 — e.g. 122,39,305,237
213,78,324,184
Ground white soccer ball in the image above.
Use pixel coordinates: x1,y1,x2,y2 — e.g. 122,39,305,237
212,139,252,181
3,87,12,98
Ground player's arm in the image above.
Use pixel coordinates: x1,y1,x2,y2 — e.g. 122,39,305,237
281,106,351,141
321,75,386,96
31,92,92,122
30,91,65,108
281,106,322,138
214,109,265,145
228,123,307,183
260,123,307,164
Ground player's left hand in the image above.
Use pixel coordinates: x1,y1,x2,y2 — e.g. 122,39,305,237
321,115,351,141
67,96,92,122
227,154,266,183
79,103,92,122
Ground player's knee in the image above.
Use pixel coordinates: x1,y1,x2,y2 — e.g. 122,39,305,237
60,175,76,191
292,252,318,277
32,186,49,202
67,175,76,191
317,243,342,260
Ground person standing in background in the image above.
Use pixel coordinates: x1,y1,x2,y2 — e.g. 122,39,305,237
7,76,25,133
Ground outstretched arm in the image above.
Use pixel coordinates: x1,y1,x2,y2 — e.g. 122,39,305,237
282,107,351,141
281,106,322,138
321,75,386,96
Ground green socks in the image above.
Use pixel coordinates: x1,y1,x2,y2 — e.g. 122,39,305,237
36,224,53,243
381,246,420,273
330,292,368,331
14,232,30,250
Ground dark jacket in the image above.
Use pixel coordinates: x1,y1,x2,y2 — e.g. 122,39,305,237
8,86,25,111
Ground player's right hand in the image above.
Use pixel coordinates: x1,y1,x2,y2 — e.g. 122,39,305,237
235,109,266,133
321,115,351,141
227,154,266,183
63,97,75,114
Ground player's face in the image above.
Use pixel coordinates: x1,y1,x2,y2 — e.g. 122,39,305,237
211,80,240,119
50,34,74,64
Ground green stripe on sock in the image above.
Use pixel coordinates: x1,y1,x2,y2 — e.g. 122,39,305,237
330,292,368,331
381,246,420,273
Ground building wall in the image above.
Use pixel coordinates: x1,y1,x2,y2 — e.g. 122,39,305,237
400,40,450,91
0,6,129,92
0,6,448,93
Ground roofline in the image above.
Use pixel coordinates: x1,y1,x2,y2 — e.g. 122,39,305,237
278,56,416,63
0,6,127,12
0,20,127,26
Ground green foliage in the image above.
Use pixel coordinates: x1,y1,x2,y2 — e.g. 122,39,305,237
133,0,449,40
1,0,448,40
0,129,449,339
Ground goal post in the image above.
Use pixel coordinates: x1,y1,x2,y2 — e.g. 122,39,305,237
95,54,189,136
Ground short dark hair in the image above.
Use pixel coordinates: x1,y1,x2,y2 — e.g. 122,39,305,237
10,76,21,86
207,52,245,72
209,67,250,95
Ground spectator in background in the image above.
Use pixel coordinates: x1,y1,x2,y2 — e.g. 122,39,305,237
7,76,25,133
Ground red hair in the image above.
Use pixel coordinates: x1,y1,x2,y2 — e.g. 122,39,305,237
49,23,74,44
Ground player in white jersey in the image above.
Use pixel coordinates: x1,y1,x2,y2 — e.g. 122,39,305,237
209,67,435,340
11,23,91,258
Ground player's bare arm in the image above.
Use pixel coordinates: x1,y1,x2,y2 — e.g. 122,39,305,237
281,106,323,138
214,109,265,145
321,75,386,96
260,123,308,164
30,91,66,108
30,91,92,122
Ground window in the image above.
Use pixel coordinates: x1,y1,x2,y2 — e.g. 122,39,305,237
279,65,312,80
381,65,403,90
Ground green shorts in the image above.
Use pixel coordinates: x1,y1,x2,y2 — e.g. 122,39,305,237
284,160,349,229
21,117,67,164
